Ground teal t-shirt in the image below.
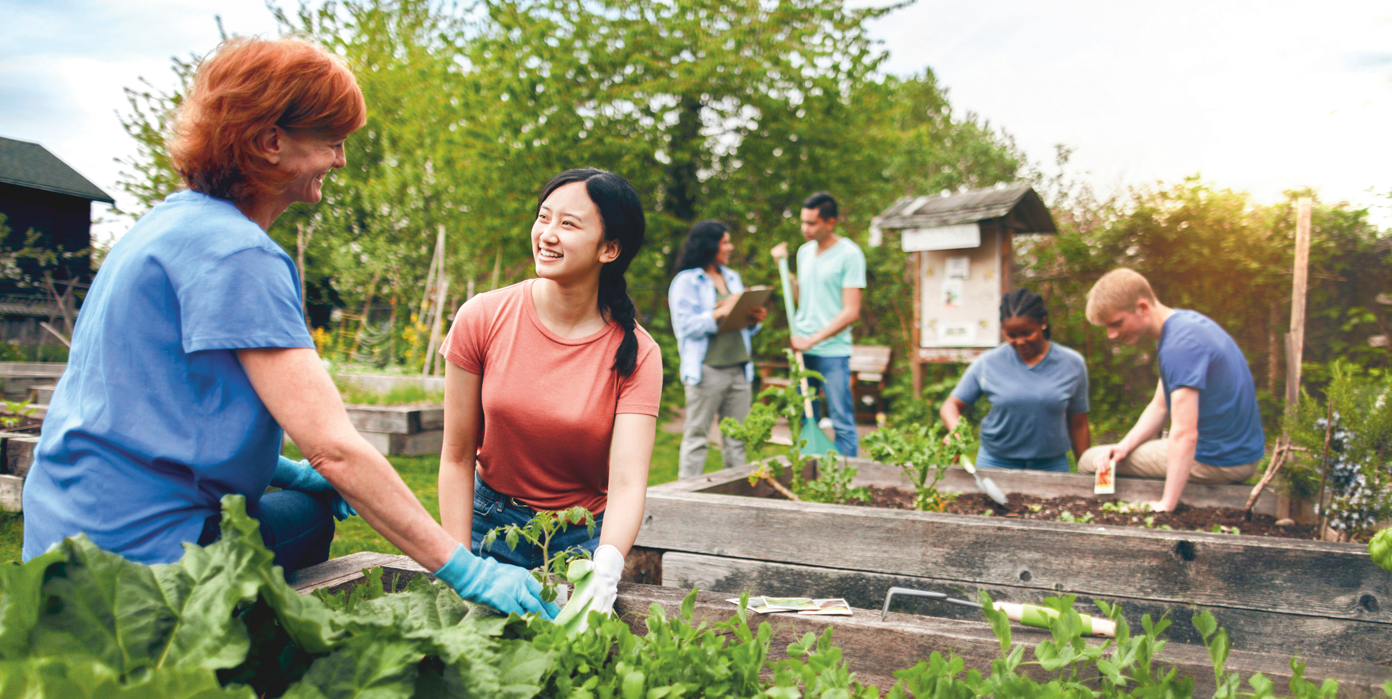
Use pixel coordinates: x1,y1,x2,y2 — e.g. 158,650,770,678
795,238,866,357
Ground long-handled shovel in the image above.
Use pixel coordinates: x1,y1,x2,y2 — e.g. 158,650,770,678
778,256,836,457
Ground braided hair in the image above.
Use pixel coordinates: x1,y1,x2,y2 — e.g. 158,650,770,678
1000,287,1051,340
676,220,729,272
537,168,646,376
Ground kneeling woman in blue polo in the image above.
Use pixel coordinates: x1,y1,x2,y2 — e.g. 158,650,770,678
940,288,1091,472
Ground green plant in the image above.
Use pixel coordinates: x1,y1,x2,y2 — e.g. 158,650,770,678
721,349,867,504
481,506,595,603
1371,528,1392,572
862,421,975,511
0,399,35,429
3,497,1382,698
1101,500,1147,514
1058,510,1095,524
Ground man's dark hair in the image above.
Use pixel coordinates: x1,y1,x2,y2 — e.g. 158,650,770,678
802,191,838,221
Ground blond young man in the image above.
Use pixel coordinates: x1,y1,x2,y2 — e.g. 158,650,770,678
1078,269,1264,511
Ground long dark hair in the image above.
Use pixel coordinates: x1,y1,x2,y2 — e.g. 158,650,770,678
1000,287,1051,340
537,168,646,376
676,220,729,272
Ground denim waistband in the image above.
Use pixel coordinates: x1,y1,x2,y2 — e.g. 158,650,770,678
474,473,538,513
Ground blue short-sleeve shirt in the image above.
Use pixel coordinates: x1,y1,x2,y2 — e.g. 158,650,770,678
1158,310,1265,466
22,190,315,564
951,342,1089,460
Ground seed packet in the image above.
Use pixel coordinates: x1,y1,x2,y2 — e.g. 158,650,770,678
799,598,852,616
1094,458,1116,495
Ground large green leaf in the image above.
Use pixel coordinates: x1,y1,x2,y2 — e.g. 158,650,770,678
0,547,64,659
289,634,422,699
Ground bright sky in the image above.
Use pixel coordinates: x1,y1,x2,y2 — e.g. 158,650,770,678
3,0,1390,243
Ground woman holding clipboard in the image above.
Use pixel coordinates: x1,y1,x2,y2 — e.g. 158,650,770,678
669,221,768,478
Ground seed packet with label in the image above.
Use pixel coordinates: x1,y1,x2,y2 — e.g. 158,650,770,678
1094,459,1116,495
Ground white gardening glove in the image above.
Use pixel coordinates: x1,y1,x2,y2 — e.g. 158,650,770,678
570,544,624,615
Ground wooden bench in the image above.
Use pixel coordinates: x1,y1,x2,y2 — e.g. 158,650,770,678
756,344,892,423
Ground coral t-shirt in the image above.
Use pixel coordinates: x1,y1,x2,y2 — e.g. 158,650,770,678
441,279,662,513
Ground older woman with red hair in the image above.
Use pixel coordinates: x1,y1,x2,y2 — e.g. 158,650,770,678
21,37,554,618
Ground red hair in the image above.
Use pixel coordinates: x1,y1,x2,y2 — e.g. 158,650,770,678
168,36,367,204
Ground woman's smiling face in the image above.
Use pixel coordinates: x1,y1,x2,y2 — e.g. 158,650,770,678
277,129,346,206
531,181,617,282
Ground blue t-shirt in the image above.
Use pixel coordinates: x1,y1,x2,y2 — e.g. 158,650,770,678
951,342,1089,460
1158,310,1265,466
795,238,866,357
22,190,315,564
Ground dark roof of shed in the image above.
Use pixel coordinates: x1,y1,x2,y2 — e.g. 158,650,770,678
0,136,114,204
874,184,1056,233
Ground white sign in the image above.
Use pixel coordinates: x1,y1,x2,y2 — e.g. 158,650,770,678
900,223,980,252
937,323,977,345
945,255,970,279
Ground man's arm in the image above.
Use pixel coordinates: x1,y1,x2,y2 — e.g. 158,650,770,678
1153,387,1199,512
1104,379,1169,465
238,348,458,571
791,287,861,352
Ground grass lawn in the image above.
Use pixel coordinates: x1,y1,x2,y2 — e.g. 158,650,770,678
0,424,722,564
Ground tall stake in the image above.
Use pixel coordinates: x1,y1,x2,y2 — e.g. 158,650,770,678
423,225,448,376
296,223,313,330
1285,197,1312,408
1315,395,1334,539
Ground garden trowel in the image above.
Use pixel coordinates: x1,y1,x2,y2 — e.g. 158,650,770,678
778,256,836,457
960,455,1008,506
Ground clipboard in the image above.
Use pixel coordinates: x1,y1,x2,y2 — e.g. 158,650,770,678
715,286,772,333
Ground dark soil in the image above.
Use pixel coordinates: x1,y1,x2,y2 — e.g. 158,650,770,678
856,486,1319,540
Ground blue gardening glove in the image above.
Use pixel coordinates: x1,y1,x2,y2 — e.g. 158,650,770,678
271,456,334,492
273,456,356,521
434,544,560,620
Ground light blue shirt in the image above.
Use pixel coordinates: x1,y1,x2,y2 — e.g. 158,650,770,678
22,190,315,564
795,238,866,357
668,266,760,385
951,342,1090,460
1158,310,1265,466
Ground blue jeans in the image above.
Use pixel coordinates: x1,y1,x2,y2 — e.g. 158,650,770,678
802,354,858,457
471,475,602,569
199,489,335,571
975,444,1071,472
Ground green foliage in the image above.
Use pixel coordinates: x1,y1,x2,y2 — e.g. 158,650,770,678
721,349,867,504
481,506,596,603
330,377,443,406
1283,361,1392,535
0,499,1372,697
1371,528,1392,572
863,421,975,511
0,399,35,429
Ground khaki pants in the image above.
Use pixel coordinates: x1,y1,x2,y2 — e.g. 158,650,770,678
678,364,751,479
1077,439,1257,484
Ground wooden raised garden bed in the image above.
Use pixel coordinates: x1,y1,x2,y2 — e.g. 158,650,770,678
343,403,443,456
0,431,40,512
633,459,1392,665
289,552,1392,695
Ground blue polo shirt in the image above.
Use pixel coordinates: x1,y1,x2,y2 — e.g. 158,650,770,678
1158,310,1265,466
22,190,314,564
951,342,1090,459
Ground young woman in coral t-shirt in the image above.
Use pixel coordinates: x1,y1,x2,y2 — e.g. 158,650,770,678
438,168,662,618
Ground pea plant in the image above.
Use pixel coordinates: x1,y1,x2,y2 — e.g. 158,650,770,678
720,349,868,505
0,398,35,429
481,505,595,603
862,421,975,512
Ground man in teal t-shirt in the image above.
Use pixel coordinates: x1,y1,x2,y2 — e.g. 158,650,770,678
770,192,867,456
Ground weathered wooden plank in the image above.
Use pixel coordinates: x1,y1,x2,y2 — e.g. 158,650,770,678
657,458,1277,514
635,491,1391,625
4,435,39,478
0,474,20,512
287,551,430,595
0,362,67,378
614,583,1391,697
286,554,1392,696
344,405,442,434
358,429,444,456
661,552,1392,664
